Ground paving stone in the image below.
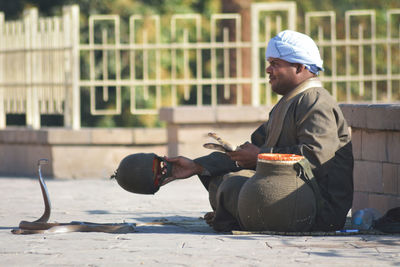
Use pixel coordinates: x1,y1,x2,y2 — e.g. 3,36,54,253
1,176,399,266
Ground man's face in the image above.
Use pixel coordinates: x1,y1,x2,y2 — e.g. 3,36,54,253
265,57,298,95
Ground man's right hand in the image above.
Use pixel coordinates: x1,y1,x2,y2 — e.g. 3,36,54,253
160,156,204,186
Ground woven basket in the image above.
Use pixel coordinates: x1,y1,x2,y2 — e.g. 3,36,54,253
238,153,316,232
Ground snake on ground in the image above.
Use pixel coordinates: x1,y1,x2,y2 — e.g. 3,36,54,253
11,159,135,234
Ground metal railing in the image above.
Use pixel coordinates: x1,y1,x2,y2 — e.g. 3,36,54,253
0,2,399,129
305,9,400,103
0,6,79,129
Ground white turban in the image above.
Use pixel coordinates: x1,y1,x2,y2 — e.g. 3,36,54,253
265,30,324,75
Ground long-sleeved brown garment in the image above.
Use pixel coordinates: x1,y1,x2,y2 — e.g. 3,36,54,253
195,84,354,231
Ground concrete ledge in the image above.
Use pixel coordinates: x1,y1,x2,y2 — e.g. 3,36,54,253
159,106,272,158
340,103,400,130
161,104,400,130
0,127,166,145
0,127,167,179
160,106,270,124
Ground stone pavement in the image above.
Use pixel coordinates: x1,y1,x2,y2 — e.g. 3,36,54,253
1,176,399,266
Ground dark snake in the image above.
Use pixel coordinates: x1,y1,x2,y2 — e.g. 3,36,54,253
12,159,135,234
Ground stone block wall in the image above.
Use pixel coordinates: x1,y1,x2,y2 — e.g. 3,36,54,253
0,128,166,179
340,104,400,215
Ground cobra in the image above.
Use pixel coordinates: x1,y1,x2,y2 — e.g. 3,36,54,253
12,159,135,234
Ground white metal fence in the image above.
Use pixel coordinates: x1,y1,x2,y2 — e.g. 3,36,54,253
0,2,399,129
0,6,79,129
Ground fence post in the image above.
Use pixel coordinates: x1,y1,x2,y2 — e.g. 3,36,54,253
250,4,260,107
0,12,4,129
24,8,40,129
70,5,80,129
63,6,71,128
63,5,80,129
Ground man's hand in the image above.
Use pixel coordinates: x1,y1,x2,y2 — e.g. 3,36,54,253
227,142,260,169
160,156,203,186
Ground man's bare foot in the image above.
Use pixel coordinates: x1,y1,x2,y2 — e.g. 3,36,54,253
203,211,215,226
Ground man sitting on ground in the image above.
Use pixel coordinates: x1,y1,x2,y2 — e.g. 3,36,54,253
161,30,354,232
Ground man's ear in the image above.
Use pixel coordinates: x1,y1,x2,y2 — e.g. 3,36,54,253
295,64,305,74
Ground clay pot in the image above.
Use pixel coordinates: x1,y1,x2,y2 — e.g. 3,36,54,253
113,153,169,195
238,153,316,232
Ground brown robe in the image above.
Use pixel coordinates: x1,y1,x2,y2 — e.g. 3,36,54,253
194,80,354,231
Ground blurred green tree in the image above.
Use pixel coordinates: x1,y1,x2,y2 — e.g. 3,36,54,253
1,0,399,127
